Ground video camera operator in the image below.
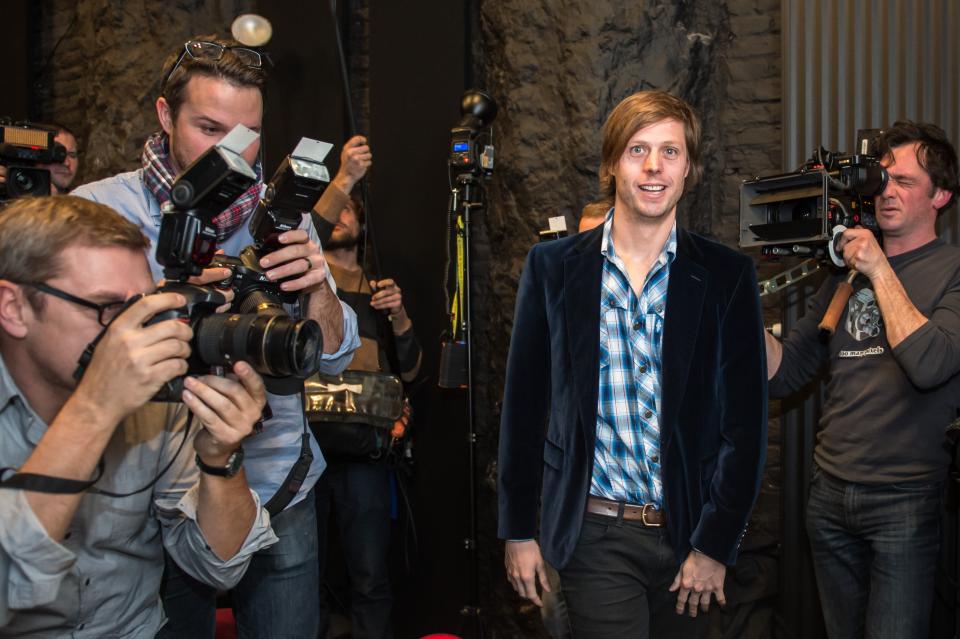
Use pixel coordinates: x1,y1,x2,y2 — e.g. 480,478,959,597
71,34,360,637
0,195,276,637
38,124,80,194
765,121,960,638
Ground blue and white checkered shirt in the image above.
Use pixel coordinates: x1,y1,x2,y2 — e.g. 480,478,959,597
590,210,677,506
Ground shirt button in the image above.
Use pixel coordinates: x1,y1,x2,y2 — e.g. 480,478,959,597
632,321,641,330
650,454,659,463
85,578,91,586
655,304,664,313
644,410,653,419
639,364,647,374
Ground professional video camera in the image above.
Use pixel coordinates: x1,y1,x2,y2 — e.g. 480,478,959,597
739,136,888,267
0,119,66,201
150,126,327,400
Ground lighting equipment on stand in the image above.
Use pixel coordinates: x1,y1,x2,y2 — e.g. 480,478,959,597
439,89,497,638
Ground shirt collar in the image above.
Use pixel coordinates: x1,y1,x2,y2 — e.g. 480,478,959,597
601,208,678,269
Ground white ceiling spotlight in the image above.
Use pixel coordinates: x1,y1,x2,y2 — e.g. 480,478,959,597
231,14,273,47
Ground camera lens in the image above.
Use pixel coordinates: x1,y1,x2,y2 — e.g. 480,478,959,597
194,311,322,378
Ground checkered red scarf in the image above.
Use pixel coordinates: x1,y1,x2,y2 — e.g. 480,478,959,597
141,131,262,242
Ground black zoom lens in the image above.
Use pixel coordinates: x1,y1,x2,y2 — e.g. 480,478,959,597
194,311,322,378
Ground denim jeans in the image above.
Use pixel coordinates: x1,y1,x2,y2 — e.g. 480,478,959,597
315,461,393,639
158,493,320,639
806,465,941,639
558,513,706,639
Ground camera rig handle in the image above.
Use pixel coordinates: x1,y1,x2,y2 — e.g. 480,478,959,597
818,269,858,338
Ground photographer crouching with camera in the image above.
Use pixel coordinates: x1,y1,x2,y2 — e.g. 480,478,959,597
71,35,360,637
0,196,276,636
765,121,960,638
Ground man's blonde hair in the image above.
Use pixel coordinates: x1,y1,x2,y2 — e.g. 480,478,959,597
0,196,149,309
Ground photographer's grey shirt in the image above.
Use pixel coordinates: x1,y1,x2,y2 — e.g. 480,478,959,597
770,238,960,484
0,353,278,638
73,170,361,509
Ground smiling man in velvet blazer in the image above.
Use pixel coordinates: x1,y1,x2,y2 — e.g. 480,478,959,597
498,90,767,638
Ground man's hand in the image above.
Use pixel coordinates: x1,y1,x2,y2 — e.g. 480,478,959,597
370,278,411,334
836,227,890,280
669,550,727,617
504,539,551,607
258,230,329,294
75,292,192,424
331,135,372,194
185,361,267,465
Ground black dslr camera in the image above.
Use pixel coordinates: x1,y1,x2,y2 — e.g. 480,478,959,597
211,151,330,310
739,136,888,266
0,119,66,201
150,133,325,400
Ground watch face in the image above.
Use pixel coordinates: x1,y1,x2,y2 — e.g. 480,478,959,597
224,447,244,476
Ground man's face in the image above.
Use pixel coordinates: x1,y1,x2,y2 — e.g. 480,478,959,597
611,118,690,223
39,131,79,193
874,142,947,239
22,245,154,395
159,74,263,174
326,203,361,250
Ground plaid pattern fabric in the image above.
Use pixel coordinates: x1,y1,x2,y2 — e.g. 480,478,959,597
590,213,677,506
141,132,262,242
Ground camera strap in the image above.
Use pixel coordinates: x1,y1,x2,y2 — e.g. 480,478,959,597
0,460,105,493
262,395,313,517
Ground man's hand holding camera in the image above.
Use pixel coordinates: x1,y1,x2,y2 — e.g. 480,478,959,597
185,361,265,467
259,230,345,352
73,292,193,425
835,226,928,348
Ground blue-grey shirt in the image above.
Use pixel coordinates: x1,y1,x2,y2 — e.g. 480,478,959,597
73,170,361,508
0,353,278,637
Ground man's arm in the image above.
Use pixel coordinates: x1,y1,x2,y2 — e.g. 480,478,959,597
370,278,422,382
255,229,346,354
181,362,266,560
19,293,192,541
838,228,926,348
690,258,768,564
498,246,552,604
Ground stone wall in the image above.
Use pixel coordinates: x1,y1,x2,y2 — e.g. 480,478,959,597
34,0,254,185
474,0,783,634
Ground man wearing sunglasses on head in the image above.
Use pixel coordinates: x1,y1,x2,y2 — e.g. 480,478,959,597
72,35,360,638
0,196,277,637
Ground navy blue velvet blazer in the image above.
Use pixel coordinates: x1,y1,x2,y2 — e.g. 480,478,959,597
497,224,768,569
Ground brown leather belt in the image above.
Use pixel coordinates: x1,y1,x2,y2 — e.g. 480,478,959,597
586,495,665,527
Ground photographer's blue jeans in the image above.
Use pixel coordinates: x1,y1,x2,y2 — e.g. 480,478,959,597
158,493,319,639
806,465,941,639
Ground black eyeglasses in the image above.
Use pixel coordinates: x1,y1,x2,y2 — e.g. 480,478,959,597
161,40,263,93
26,283,127,327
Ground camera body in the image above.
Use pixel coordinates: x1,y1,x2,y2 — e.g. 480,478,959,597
149,129,324,399
0,119,66,201
739,147,888,262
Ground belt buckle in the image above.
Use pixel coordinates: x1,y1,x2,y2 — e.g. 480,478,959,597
641,503,662,527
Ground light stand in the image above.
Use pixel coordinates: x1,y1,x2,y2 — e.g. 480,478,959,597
438,89,496,639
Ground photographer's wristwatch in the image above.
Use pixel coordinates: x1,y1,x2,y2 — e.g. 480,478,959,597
195,447,244,478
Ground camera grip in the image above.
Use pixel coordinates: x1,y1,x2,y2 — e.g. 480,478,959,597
818,270,858,337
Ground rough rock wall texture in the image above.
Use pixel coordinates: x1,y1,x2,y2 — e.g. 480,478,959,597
473,0,783,635
34,0,255,186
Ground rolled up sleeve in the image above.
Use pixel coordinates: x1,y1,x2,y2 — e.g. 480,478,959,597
0,490,75,624
318,300,360,375
155,485,277,590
